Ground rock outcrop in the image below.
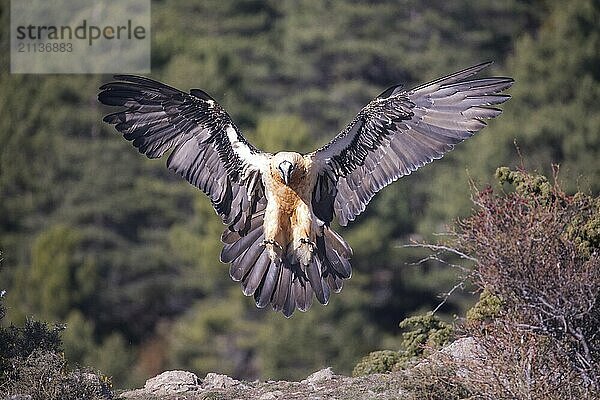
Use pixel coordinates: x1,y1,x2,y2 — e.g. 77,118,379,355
120,368,410,400
119,338,482,400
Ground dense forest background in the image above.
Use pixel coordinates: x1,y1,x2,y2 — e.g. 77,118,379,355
0,0,598,389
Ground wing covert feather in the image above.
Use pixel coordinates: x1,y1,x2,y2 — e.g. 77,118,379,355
99,75,270,231
311,62,513,225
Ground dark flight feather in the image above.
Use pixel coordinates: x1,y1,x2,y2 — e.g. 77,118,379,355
98,75,267,230
311,62,513,226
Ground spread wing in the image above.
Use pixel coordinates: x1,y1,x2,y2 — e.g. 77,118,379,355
311,62,514,226
98,76,269,234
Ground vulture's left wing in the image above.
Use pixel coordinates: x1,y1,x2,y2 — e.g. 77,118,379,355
98,76,269,234
311,62,513,226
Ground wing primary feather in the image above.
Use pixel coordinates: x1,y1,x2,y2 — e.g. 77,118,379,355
409,61,494,95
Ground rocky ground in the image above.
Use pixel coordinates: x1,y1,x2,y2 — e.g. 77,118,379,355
119,368,413,400
119,338,478,400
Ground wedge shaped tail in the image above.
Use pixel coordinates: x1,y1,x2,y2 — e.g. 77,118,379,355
221,213,352,317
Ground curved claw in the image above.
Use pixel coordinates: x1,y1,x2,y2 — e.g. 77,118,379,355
261,239,283,250
299,237,316,250
262,239,283,261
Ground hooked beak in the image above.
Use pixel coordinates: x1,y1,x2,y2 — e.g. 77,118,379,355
278,161,294,185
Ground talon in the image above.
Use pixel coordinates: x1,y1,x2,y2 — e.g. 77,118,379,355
299,238,315,249
262,239,283,250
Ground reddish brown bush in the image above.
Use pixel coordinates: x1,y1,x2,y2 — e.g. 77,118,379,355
452,167,599,397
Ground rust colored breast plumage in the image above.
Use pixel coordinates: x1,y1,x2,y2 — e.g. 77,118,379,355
279,185,303,213
264,164,314,248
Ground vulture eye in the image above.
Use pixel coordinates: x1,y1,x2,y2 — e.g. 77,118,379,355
278,161,294,185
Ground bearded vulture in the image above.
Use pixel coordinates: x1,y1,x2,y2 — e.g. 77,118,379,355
98,62,513,317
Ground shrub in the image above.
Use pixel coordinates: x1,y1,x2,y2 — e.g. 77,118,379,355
400,359,473,400
352,350,401,377
399,312,453,360
465,288,503,322
354,167,599,399
0,293,113,399
352,312,453,376
452,167,599,398
3,350,113,400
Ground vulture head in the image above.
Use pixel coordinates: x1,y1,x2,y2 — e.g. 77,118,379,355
271,152,304,186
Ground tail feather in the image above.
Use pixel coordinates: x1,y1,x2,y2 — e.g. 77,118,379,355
325,227,352,258
242,250,271,296
324,228,353,278
303,282,314,311
228,229,265,281
325,272,344,293
221,213,353,317
293,279,313,312
255,261,281,308
306,256,329,304
230,242,262,281
221,225,262,263
223,211,268,285
324,245,352,279
292,281,305,311
283,278,297,317
273,265,293,312
221,211,265,245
